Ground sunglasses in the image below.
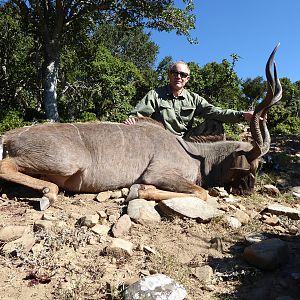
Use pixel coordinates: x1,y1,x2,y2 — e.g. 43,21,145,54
170,70,189,78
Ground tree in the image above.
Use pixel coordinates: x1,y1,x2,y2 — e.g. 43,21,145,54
5,0,196,121
0,6,38,113
188,58,244,110
241,76,265,110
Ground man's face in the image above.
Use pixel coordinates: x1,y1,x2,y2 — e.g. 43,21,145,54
168,63,190,92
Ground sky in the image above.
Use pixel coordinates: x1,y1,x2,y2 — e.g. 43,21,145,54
149,0,300,83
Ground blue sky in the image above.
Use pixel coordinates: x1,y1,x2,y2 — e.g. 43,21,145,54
149,0,300,83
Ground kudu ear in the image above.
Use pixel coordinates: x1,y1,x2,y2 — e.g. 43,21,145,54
230,153,251,172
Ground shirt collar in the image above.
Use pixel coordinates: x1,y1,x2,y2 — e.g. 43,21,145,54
166,85,187,99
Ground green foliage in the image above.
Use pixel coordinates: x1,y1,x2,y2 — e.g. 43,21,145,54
76,112,98,123
91,46,142,122
188,57,244,111
272,117,300,134
0,110,27,134
0,6,39,113
241,76,265,110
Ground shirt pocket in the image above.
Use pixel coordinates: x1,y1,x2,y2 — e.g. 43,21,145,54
180,106,195,122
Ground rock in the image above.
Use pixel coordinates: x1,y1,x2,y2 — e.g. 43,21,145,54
224,194,240,203
263,184,280,196
1,232,35,256
143,245,159,256
190,265,214,284
267,204,300,220
107,238,134,257
127,199,161,225
42,211,58,221
123,274,187,300
290,186,300,198
34,220,54,231
96,191,112,202
224,216,242,229
158,197,223,223
274,225,287,233
243,238,288,270
244,232,269,245
234,209,250,225
90,224,110,236
121,187,129,197
110,190,122,199
112,214,132,238
209,187,229,198
96,210,107,224
0,225,27,243
263,215,280,226
78,214,99,228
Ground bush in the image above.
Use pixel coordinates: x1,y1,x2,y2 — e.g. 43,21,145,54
272,117,300,135
0,110,28,134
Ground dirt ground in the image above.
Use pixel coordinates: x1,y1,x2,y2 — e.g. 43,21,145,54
0,135,299,300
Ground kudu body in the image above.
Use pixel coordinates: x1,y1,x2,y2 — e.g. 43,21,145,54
0,46,282,206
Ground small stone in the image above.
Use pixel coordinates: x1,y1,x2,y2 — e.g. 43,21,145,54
121,188,129,197
112,214,132,238
263,216,280,226
143,245,159,256
190,265,214,284
34,220,53,231
274,225,287,233
225,216,242,229
96,191,112,202
288,225,298,234
244,232,269,244
110,190,122,199
263,184,280,196
209,187,229,198
90,224,110,236
234,209,250,225
42,211,58,221
127,199,161,225
78,214,99,228
107,238,134,257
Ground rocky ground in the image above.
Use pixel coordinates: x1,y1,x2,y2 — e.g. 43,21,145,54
0,135,299,300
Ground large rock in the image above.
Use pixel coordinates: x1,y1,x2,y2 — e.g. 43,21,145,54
267,204,300,220
243,238,288,270
0,225,28,243
123,274,187,300
158,197,223,222
1,232,36,256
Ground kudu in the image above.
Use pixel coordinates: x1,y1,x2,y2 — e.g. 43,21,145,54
0,45,282,209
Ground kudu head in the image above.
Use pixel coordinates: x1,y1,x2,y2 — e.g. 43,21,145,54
226,44,282,195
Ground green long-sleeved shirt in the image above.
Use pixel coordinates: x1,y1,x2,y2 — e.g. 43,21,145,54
130,85,244,136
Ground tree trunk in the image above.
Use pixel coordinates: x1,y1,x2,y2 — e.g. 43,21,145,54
43,44,60,122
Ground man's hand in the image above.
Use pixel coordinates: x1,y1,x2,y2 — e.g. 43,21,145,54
123,117,137,125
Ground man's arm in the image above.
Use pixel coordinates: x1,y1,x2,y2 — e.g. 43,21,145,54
194,94,253,123
124,89,158,125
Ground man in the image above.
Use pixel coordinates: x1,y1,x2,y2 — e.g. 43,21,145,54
124,61,253,137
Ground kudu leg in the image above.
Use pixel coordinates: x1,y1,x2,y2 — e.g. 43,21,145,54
138,185,205,201
0,159,59,204
140,170,208,201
